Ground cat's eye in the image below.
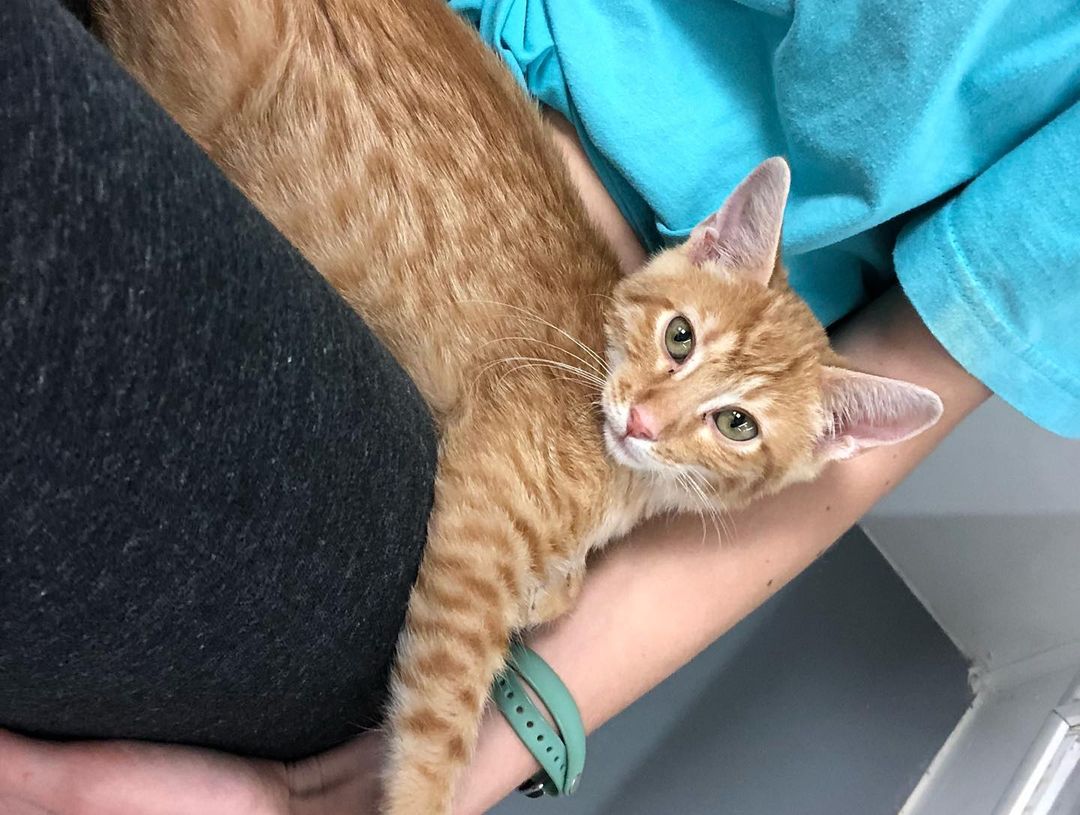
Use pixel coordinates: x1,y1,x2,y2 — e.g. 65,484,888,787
664,316,694,363
714,407,759,441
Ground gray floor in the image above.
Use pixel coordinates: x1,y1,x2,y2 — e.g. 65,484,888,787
493,527,972,815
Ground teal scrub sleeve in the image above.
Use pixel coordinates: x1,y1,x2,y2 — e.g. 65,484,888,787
895,101,1080,437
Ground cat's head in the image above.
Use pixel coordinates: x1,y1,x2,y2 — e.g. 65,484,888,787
601,158,942,508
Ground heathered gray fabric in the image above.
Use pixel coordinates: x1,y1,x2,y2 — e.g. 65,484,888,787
0,0,436,761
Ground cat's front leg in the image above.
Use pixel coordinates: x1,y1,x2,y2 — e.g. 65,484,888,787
381,419,537,815
526,562,585,626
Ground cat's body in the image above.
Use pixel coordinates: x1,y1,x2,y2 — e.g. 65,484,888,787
97,2,638,808
96,0,943,811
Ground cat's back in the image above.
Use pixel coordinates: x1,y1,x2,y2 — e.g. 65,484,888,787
98,0,616,415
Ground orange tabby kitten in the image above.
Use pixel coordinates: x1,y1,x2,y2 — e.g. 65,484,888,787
95,0,943,811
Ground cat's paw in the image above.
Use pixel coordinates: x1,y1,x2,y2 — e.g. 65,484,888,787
527,569,583,625
381,766,454,815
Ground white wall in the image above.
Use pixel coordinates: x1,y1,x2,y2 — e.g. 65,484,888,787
901,664,1080,815
864,396,1080,814
865,396,1080,676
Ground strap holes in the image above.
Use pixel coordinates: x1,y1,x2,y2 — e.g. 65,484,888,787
515,706,524,713
507,692,514,699
526,721,534,728
537,735,544,741
546,746,553,753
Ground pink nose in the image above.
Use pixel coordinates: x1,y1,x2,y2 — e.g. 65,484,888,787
625,405,658,441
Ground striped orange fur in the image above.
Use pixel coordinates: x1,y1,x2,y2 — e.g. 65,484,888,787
94,0,942,811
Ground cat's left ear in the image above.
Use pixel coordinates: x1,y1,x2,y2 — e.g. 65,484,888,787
684,156,790,286
814,367,943,462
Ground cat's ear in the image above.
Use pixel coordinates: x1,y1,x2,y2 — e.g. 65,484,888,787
684,157,790,286
814,367,943,462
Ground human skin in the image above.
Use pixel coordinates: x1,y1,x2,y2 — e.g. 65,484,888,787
0,112,990,815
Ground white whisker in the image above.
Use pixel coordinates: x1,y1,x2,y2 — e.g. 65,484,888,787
676,472,710,547
488,356,605,387
477,334,607,380
681,469,727,545
482,357,606,392
461,299,611,376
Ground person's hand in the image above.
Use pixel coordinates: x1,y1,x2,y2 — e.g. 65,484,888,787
0,726,385,815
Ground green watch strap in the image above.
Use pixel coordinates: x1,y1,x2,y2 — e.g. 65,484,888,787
492,643,586,798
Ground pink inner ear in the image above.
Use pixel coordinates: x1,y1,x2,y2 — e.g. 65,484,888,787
685,157,790,287
817,367,943,461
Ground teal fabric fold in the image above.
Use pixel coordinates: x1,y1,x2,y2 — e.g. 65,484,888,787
453,0,1080,435
896,102,1080,437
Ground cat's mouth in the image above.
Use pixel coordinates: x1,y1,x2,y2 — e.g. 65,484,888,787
601,396,666,471
602,415,659,470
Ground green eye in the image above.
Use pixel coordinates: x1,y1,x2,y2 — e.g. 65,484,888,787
714,407,759,441
664,316,694,362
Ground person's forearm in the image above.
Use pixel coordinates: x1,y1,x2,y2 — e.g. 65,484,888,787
543,110,648,274
455,287,990,813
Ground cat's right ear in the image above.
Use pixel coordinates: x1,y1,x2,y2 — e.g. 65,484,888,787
683,157,790,286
